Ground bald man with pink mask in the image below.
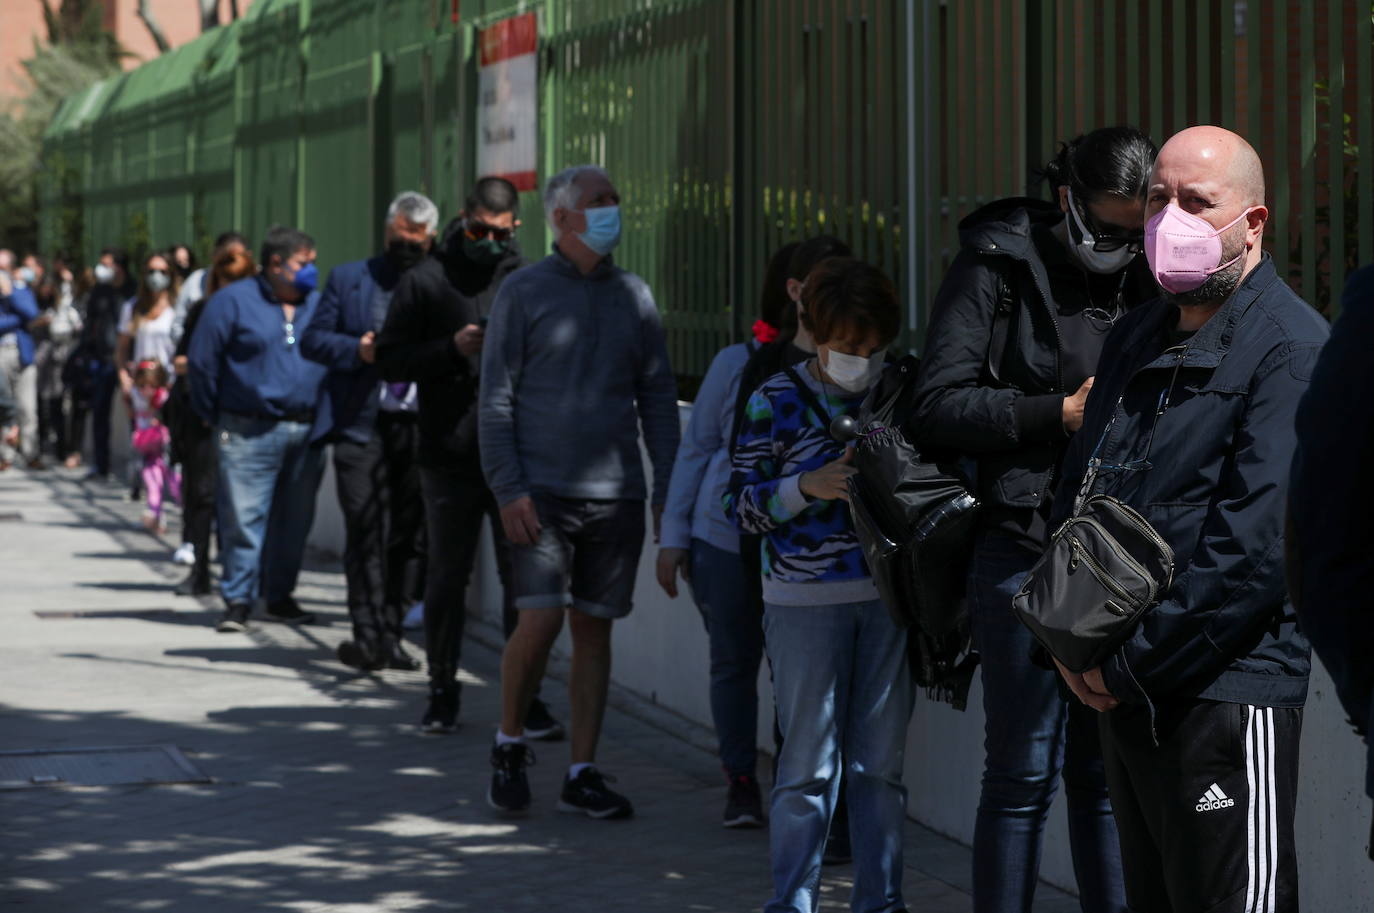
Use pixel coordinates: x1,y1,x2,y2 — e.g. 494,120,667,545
1044,126,1327,912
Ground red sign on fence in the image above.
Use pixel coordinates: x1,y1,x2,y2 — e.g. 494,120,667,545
477,12,538,192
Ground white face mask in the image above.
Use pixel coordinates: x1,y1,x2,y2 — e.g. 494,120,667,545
146,270,170,293
821,347,886,393
1067,188,1138,274
94,263,115,284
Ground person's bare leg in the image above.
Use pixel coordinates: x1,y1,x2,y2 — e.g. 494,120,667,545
499,607,565,737
567,609,613,765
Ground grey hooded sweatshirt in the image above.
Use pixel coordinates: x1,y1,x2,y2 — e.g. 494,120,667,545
478,247,680,506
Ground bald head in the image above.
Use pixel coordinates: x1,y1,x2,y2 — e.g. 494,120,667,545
1154,126,1265,207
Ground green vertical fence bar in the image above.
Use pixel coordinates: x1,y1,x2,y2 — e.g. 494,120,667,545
1327,0,1345,315
1171,0,1186,126
1148,0,1164,144
1124,0,1140,130
1299,1,1316,306
1197,0,1212,125
1360,0,1374,268
1247,1,1262,158
1102,1,1116,126
1273,0,1290,279
1218,0,1235,130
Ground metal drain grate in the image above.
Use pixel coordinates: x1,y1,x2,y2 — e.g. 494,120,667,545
0,745,211,790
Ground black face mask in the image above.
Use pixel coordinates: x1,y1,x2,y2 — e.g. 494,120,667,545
386,239,427,272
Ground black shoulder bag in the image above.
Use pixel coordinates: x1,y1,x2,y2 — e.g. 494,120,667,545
1011,351,1186,672
789,359,982,708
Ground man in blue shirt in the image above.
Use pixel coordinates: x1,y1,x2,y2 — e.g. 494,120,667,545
301,192,438,673
188,225,329,633
0,249,40,470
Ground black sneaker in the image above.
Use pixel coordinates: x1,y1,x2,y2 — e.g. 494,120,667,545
337,640,384,672
557,767,634,820
385,642,421,671
523,698,566,741
488,741,534,814
216,603,251,633
174,570,211,597
723,774,765,828
420,685,459,733
265,596,316,625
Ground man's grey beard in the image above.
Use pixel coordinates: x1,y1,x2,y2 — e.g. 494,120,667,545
1162,223,1249,309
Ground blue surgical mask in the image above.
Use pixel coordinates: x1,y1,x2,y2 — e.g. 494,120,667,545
290,262,319,295
577,205,621,256
16,267,36,285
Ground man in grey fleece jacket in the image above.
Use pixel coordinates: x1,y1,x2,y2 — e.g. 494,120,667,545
480,165,680,820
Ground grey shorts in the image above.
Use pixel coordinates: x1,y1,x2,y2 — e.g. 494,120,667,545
510,494,647,619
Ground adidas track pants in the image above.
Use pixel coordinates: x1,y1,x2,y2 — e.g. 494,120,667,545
1099,699,1302,913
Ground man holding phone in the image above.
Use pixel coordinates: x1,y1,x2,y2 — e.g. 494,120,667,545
376,177,562,738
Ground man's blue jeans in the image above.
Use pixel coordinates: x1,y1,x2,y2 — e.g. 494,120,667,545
215,414,326,606
967,534,1126,913
688,539,764,778
763,597,913,913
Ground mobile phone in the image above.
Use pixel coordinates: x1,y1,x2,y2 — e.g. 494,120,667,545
478,317,489,329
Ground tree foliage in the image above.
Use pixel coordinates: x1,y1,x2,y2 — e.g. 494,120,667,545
0,1,125,253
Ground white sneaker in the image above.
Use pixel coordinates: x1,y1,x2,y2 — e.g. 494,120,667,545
172,542,196,566
403,601,425,630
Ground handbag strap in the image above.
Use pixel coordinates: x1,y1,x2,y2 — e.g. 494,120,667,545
1072,344,1191,516
783,364,834,432
985,270,1016,386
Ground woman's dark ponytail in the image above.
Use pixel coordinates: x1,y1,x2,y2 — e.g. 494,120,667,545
1041,125,1157,203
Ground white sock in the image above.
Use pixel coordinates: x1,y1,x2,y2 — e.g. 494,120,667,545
495,729,524,746
569,762,595,779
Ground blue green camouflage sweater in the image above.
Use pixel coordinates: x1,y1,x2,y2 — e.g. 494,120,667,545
725,362,879,607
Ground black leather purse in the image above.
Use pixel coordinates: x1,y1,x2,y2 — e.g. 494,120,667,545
1012,354,1186,672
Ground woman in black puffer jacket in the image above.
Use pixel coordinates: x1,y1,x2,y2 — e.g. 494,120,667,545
910,126,1157,913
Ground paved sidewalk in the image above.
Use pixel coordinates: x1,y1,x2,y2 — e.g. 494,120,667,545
0,469,1079,913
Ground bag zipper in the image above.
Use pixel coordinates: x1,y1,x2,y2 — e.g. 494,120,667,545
1066,535,1144,613
1068,515,1159,606
1086,495,1175,589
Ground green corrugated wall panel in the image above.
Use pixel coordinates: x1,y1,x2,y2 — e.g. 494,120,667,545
301,0,381,275
235,0,304,247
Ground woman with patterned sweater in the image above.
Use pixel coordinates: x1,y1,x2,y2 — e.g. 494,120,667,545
726,257,910,913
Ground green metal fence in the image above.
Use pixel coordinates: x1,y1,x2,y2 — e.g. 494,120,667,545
39,0,1374,388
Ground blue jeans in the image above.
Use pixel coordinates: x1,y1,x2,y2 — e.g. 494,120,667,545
688,539,764,778
763,598,913,913
967,534,1125,913
215,414,326,606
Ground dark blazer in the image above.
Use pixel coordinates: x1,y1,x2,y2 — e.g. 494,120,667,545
1289,263,1374,798
300,255,399,443
1051,254,1328,710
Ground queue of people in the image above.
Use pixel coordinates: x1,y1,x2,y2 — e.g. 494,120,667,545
3,123,1366,912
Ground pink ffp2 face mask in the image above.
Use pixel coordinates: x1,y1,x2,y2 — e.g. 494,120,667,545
1144,204,1253,294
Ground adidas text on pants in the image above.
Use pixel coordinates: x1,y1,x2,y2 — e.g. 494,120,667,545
1099,700,1301,913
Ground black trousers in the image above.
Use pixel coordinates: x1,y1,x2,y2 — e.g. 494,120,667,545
332,413,427,650
180,423,218,578
418,464,515,689
1100,699,1302,913
90,365,115,476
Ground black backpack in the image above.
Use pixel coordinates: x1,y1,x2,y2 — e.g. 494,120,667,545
834,356,982,709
